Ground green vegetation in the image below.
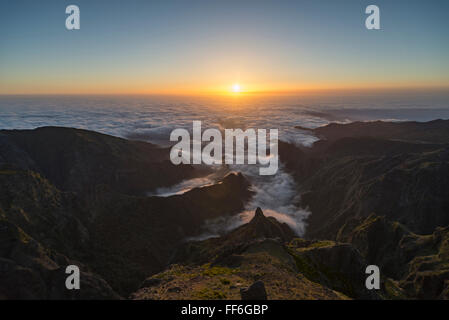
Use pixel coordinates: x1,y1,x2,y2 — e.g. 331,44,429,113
383,278,407,300
201,264,239,277
193,288,227,300
307,240,335,249
289,252,321,280
0,170,17,175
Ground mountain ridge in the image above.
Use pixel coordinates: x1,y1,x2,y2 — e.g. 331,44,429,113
1,121,449,299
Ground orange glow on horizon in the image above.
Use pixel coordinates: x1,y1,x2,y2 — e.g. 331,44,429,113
1,79,448,96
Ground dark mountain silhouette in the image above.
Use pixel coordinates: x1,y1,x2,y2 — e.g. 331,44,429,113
312,119,449,144
0,127,197,197
1,121,449,299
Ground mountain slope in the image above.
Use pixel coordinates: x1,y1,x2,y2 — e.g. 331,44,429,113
0,127,197,197
278,119,449,299
280,120,449,238
0,127,252,297
132,208,352,300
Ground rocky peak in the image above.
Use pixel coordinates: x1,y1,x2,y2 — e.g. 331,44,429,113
243,208,295,242
253,207,265,219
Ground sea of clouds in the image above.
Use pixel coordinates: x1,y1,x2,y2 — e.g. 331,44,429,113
1,93,448,238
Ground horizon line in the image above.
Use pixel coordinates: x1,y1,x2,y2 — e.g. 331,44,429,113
1,86,449,97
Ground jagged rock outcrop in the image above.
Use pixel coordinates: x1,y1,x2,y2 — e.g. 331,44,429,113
172,207,295,266
337,215,410,278
337,215,449,299
246,207,296,242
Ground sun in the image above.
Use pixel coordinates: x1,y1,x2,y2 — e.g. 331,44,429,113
232,83,241,93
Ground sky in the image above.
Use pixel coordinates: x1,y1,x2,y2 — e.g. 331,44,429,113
0,0,448,95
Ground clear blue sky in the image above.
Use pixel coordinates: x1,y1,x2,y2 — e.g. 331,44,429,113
1,0,448,94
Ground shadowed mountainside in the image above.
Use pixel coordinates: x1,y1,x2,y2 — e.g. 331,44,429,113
282,120,449,238
0,127,252,297
280,119,449,299
0,127,197,197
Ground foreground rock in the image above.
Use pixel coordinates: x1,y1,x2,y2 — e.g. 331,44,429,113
240,281,267,300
